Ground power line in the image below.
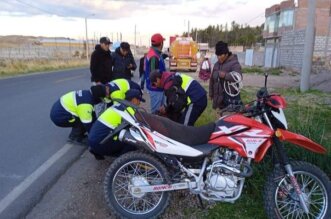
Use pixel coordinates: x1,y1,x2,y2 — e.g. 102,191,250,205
245,12,265,26
1,0,21,7
15,0,57,16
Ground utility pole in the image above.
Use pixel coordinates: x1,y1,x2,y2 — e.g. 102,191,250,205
85,13,95,62
300,0,316,92
188,20,190,37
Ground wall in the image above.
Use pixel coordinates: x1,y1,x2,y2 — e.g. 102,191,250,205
0,44,88,60
279,29,305,70
236,51,264,67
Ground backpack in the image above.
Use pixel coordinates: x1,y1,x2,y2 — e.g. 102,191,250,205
165,83,188,113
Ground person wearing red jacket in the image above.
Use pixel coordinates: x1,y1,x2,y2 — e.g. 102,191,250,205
145,33,167,113
150,71,207,126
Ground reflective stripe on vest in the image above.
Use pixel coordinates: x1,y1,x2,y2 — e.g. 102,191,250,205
60,91,78,116
98,105,135,130
76,103,94,124
180,74,193,105
98,108,121,130
110,79,130,100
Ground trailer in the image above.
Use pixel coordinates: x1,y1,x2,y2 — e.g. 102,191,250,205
169,37,198,71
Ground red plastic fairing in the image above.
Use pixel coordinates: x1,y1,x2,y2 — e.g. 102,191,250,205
208,136,247,158
266,95,287,109
278,129,327,154
254,139,273,162
224,114,275,135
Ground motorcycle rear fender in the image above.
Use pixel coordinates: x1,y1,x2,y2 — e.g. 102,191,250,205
277,129,327,154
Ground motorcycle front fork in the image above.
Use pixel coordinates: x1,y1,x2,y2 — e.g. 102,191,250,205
273,136,310,214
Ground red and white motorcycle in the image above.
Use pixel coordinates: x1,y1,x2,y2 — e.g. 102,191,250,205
103,74,330,219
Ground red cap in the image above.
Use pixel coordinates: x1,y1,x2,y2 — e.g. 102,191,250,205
151,33,165,45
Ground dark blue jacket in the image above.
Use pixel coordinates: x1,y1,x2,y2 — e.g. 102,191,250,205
112,48,137,80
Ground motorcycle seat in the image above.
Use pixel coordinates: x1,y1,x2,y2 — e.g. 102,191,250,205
136,111,215,146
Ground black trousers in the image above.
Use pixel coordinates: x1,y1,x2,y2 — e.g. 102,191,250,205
89,139,135,157
50,100,86,138
179,95,208,126
223,93,243,107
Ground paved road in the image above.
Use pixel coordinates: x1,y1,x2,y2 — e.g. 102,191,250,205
0,63,144,219
0,68,93,218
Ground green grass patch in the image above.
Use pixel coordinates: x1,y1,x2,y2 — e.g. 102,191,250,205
192,86,331,218
242,66,264,74
242,67,283,76
0,59,89,77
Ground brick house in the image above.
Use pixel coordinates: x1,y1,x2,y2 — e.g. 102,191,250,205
263,0,331,71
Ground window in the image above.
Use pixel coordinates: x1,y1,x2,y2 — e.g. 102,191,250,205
264,14,279,33
279,9,294,27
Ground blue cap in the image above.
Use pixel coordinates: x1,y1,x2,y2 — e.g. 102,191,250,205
125,89,145,102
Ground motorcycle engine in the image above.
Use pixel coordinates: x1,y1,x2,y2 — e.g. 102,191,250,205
208,173,238,197
205,148,242,198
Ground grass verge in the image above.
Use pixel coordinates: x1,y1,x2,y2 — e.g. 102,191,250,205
0,59,89,77
242,67,283,76
192,86,331,219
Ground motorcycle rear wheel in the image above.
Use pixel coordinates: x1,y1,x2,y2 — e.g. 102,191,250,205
263,161,331,219
104,151,171,219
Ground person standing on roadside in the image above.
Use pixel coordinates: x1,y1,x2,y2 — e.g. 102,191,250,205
90,37,113,85
112,42,137,80
139,53,147,90
199,55,212,82
209,41,243,113
145,33,166,113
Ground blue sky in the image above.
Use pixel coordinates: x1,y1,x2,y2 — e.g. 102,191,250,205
0,0,281,46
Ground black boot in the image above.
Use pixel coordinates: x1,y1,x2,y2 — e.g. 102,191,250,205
89,148,105,160
68,120,87,145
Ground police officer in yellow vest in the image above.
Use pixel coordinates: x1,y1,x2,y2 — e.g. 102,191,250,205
107,78,141,101
88,89,145,160
50,84,109,144
93,78,142,117
150,71,207,126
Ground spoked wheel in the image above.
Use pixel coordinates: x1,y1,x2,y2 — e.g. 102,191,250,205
104,151,170,219
264,161,331,219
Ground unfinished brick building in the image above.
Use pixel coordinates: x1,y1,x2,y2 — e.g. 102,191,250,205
263,0,331,73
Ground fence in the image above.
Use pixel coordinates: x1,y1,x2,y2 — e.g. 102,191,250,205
0,42,95,60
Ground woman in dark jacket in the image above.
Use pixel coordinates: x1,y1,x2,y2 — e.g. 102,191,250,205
112,42,137,80
209,41,243,110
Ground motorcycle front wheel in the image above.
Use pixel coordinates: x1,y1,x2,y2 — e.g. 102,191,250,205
104,151,171,219
263,161,331,219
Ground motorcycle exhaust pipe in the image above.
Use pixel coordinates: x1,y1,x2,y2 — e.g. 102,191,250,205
119,129,152,151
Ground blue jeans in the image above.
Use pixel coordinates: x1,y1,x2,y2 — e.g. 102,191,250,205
149,91,164,114
140,75,145,90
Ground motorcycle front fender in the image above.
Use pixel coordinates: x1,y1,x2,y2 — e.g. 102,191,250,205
277,129,327,154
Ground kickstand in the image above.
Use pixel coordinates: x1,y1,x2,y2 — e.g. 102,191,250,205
197,195,205,209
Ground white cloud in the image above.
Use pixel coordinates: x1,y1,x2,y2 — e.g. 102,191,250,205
0,0,281,46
